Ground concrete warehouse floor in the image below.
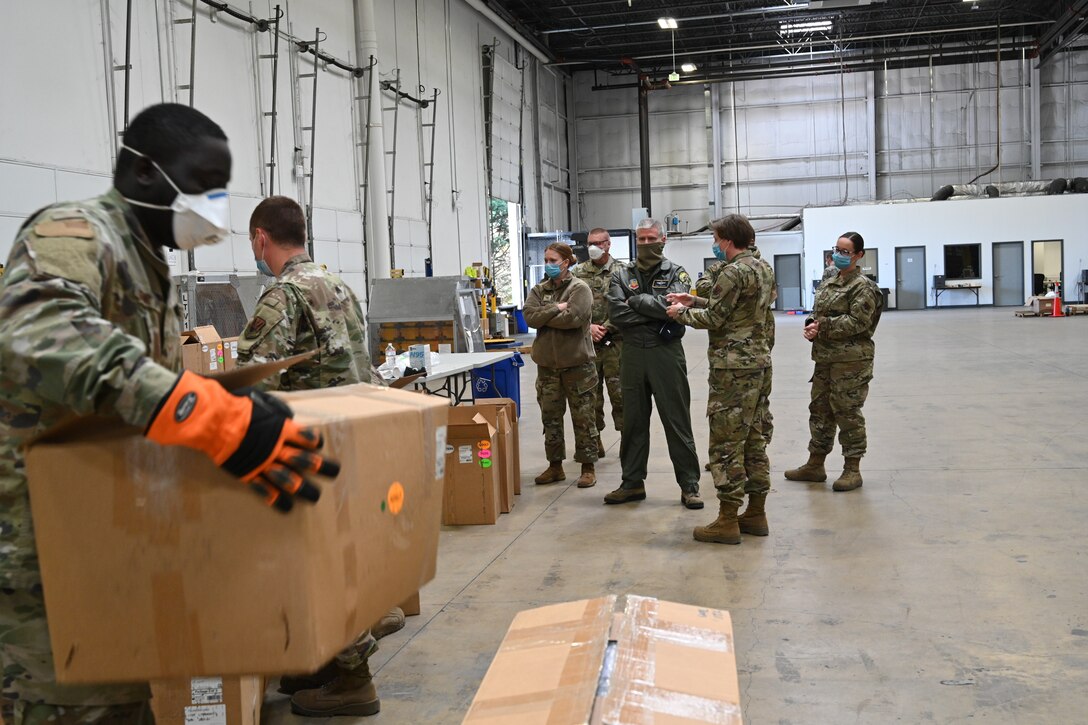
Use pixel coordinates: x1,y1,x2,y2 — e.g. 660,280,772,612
266,307,1088,724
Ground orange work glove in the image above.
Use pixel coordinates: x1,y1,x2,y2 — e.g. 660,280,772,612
146,371,338,512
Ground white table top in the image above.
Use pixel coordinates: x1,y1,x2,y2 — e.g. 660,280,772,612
420,350,516,382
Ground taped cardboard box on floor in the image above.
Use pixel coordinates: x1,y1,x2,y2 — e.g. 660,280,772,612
443,406,501,525
150,676,263,725
462,595,741,725
25,377,448,683
466,402,516,513
180,325,227,374
471,398,521,500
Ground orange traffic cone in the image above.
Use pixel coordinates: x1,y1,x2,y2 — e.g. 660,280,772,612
1053,298,1064,317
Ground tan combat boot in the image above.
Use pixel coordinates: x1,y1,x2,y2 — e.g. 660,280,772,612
534,462,566,485
576,463,597,488
833,457,863,491
371,607,405,640
738,493,769,536
693,502,741,544
784,453,827,482
290,662,380,717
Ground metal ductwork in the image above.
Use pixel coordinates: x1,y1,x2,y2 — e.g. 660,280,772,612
931,180,1086,201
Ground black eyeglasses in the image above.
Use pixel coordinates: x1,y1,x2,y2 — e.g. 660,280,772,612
833,248,855,256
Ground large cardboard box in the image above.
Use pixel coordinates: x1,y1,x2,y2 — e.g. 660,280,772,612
150,676,263,725
472,398,521,497
463,595,741,724
469,401,516,513
25,381,448,683
443,406,501,525
180,325,226,374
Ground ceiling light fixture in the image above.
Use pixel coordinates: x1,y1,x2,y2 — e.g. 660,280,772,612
681,62,697,73
779,20,833,35
667,24,680,81
657,17,678,29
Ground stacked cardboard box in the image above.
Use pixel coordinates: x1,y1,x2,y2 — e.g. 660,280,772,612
180,325,229,374
443,400,521,525
463,595,742,724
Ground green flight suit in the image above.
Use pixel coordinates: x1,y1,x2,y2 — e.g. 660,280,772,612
606,258,700,494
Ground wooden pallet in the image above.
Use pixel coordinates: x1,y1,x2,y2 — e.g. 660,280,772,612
1065,305,1088,316
1014,309,1042,317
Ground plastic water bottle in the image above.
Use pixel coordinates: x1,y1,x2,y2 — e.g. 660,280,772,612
384,343,396,367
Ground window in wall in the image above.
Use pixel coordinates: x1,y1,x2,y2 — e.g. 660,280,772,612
944,244,982,280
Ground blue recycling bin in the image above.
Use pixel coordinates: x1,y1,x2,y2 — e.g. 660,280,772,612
471,352,523,417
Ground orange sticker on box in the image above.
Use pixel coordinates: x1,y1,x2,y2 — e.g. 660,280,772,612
386,482,405,515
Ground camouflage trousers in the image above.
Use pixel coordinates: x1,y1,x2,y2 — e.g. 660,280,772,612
334,630,378,673
0,586,151,721
760,363,773,445
536,361,599,464
593,341,623,432
808,360,873,459
707,368,770,508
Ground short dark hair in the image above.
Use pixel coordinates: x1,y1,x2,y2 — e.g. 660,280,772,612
250,196,307,247
119,103,227,169
839,231,865,253
588,227,609,238
711,214,755,249
545,242,576,266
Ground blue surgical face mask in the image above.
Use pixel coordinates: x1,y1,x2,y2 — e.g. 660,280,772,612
544,263,563,279
256,258,274,277
712,243,727,261
832,252,853,270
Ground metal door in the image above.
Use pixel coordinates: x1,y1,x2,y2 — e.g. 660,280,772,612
774,254,802,311
992,241,1024,306
895,246,926,310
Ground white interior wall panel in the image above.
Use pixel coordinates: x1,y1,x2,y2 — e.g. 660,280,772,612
490,53,523,203
803,195,1087,311
2,0,543,301
574,48,1087,232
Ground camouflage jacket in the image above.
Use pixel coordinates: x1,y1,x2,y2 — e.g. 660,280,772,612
572,256,623,336
607,258,692,348
693,247,776,352
678,250,772,369
811,267,882,363
522,274,595,369
237,254,376,390
0,189,181,588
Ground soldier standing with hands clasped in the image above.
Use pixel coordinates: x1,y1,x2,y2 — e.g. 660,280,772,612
785,231,882,492
604,219,702,508
572,227,625,457
667,214,773,543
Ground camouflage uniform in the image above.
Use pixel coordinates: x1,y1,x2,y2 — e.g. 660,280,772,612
678,250,773,508
0,190,180,721
236,252,378,672
523,275,599,465
807,267,882,459
573,257,624,432
698,249,776,446
238,253,379,389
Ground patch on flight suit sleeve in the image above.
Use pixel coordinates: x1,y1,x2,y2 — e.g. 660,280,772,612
679,270,691,286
